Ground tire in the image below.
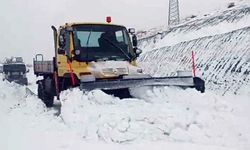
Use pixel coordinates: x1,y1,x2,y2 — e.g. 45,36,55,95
38,80,54,107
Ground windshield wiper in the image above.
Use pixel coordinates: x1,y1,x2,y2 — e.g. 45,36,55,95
101,37,131,61
85,27,93,62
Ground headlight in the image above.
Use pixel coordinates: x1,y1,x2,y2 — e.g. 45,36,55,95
75,49,81,55
80,75,96,82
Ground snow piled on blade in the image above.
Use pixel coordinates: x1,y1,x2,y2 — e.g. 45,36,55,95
60,87,250,149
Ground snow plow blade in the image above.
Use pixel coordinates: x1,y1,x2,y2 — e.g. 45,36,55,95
80,76,205,93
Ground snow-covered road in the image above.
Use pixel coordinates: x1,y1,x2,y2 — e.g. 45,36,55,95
0,78,249,150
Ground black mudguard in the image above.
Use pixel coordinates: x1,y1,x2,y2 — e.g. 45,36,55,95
193,77,205,93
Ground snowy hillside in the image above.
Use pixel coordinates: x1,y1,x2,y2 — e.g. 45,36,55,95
137,0,250,42
138,2,250,95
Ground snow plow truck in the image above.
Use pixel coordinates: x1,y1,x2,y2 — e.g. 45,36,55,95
33,19,205,107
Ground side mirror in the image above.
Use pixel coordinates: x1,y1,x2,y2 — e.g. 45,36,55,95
59,35,65,48
26,69,30,73
128,28,135,34
132,35,138,47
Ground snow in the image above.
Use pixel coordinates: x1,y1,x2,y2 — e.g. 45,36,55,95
155,14,250,48
0,76,250,150
138,2,250,52
1,1,250,150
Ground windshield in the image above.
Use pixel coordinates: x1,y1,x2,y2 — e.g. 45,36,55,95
3,64,26,73
73,24,134,61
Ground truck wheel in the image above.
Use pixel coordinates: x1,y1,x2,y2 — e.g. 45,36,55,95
38,81,54,107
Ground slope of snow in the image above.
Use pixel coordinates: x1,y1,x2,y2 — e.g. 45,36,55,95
138,3,250,52
139,27,250,95
138,3,250,95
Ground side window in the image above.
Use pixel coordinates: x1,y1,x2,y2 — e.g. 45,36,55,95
115,31,124,42
58,29,70,55
59,30,66,49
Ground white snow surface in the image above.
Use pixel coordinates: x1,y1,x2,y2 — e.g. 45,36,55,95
155,15,250,49
0,76,250,150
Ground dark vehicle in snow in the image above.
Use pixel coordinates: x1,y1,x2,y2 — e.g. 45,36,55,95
3,57,28,85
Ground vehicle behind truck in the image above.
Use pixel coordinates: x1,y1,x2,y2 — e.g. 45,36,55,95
3,57,28,85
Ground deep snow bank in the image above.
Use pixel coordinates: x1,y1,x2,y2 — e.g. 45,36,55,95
0,80,68,150
1,78,246,150
60,87,250,149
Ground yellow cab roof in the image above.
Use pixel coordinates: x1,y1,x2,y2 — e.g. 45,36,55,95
61,22,126,28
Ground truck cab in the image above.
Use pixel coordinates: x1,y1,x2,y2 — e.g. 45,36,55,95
56,23,142,81
33,22,142,107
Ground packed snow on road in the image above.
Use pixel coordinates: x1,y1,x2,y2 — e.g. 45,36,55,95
0,75,250,150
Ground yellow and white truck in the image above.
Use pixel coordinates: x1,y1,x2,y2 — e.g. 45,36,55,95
33,20,205,107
